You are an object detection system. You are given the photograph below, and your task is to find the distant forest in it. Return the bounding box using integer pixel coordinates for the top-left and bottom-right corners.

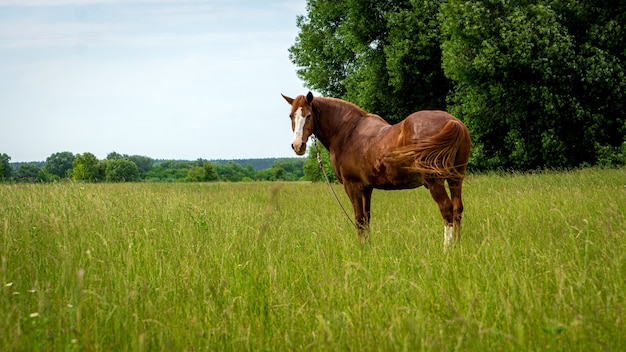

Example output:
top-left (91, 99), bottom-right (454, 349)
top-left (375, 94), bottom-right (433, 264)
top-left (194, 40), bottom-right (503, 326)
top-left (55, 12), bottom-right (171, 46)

top-left (0, 151), bottom-right (314, 183)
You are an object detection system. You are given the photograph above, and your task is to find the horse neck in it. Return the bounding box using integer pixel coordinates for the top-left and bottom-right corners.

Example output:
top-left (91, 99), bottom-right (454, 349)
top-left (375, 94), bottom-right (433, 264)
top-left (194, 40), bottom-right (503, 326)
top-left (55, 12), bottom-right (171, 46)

top-left (313, 97), bottom-right (365, 150)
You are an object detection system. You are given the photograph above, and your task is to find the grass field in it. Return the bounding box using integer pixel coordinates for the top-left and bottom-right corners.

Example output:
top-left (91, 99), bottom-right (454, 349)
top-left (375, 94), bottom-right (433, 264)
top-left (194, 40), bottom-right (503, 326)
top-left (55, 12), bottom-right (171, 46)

top-left (1, 168), bottom-right (625, 351)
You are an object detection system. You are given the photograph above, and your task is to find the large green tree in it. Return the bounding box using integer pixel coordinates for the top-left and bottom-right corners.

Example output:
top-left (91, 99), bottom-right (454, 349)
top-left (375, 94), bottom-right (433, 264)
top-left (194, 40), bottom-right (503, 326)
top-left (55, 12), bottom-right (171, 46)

top-left (73, 152), bottom-right (99, 182)
top-left (105, 159), bottom-right (139, 182)
top-left (290, 0), bottom-right (449, 122)
top-left (292, 0), bottom-right (626, 170)
top-left (43, 151), bottom-right (75, 179)
top-left (440, 0), bottom-right (626, 169)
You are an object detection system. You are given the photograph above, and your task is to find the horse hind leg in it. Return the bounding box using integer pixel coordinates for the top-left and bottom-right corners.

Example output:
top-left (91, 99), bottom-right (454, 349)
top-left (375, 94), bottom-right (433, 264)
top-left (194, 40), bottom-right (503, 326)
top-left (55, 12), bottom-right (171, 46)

top-left (448, 178), bottom-right (464, 243)
top-left (426, 179), bottom-right (455, 249)
top-left (449, 134), bottom-right (469, 245)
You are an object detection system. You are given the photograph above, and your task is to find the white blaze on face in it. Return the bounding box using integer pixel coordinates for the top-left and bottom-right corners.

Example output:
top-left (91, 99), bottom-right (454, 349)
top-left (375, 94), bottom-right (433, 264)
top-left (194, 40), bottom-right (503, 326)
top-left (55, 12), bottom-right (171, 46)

top-left (292, 107), bottom-right (307, 152)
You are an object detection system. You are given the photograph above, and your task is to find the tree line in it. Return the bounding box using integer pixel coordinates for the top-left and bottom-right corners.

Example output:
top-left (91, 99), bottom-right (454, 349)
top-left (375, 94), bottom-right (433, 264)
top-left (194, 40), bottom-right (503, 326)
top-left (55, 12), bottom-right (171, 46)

top-left (0, 152), bottom-right (315, 183)
top-left (291, 0), bottom-right (626, 170)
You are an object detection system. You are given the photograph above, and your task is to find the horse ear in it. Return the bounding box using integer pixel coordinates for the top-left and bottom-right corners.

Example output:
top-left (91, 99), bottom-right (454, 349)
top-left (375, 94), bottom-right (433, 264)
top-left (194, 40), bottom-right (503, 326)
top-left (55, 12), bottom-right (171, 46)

top-left (306, 91), bottom-right (314, 104)
top-left (281, 94), bottom-right (294, 105)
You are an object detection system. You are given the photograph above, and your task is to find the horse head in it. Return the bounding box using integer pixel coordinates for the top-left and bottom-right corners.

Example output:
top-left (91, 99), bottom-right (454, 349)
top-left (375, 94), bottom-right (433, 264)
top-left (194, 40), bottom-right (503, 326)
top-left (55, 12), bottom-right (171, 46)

top-left (281, 91), bottom-right (316, 156)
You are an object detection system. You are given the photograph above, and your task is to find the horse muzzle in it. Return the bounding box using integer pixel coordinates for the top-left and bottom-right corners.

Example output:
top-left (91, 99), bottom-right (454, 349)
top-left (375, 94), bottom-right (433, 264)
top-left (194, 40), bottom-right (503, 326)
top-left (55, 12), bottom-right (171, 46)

top-left (291, 141), bottom-right (307, 155)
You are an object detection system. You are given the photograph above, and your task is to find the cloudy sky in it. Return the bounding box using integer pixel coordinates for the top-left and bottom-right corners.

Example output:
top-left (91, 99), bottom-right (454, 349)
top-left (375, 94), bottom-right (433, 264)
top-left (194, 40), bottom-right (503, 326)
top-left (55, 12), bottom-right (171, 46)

top-left (0, 0), bottom-right (309, 162)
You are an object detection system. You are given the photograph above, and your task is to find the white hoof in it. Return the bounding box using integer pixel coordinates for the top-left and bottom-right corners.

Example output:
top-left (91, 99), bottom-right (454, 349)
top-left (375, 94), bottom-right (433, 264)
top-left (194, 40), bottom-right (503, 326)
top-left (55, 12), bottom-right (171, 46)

top-left (443, 225), bottom-right (454, 250)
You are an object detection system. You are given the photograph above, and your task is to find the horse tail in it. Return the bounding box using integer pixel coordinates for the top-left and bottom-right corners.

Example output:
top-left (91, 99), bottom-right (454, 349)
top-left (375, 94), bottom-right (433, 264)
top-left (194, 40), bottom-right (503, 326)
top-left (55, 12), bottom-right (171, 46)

top-left (386, 119), bottom-right (470, 180)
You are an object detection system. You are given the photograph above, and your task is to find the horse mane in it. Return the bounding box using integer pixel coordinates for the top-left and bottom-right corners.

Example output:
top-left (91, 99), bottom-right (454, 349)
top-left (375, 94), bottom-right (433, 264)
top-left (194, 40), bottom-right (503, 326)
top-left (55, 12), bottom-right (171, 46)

top-left (316, 97), bottom-right (367, 116)
top-left (315, 97), bottom-right (388, 123)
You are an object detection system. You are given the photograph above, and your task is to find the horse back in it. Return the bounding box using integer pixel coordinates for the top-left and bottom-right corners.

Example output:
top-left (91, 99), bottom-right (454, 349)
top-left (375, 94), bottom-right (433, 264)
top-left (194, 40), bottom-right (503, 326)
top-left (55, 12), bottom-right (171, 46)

top-left (331, 113), bottom-right (424, 188)
top-left (331, 110), bottom-right (469, 188)
top-left (399, 110), bottom-right (461, 144)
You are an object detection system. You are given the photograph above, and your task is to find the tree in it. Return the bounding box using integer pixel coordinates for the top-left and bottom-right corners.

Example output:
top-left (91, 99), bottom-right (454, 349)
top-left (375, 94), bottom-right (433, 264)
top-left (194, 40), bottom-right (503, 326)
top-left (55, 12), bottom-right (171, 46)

top-left (271, 159), bottom-right (305, 180)
top-left (290, 0), bottom-right (449, 122)
top-left (105, 159), bottom-right (139, 182)
top-left (303, 143), bottom-right (337, 182)
top-left (94, 161), bottom-right (107, 182)
top-left (181, 162), bottom-right (219, 182)
top-left (128, 155), bottom-right (154, 175)
top-left (16, 164), bottom-right (41, 183)
top-left (106, 151), bottom-right (124, 160)
top-left (215, 162), bottom-right (246, 182)
top-left (244, 164), bottom-right (256, 180)
top-left (73, 152), bottom-right (99, 182)
top-left (36, 169), bottom-right (52, 183)
top-left (204, 163), bottom-right (218, 181)
top-left (0, 153), bottom-right (11, 181)
top-left (292, 0), bottom-right (626, 170)
top-left (43, 152), bottom-right (75, 179)
top-left (185, 166), bottom-right (206, 182)
top-left (440, 0), bottom-right (626, 169)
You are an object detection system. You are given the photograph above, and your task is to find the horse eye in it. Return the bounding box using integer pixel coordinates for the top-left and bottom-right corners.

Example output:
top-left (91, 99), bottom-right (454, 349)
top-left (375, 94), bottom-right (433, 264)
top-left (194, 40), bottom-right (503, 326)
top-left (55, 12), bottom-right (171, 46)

top-left (306, 114), bottom-right (312, 119)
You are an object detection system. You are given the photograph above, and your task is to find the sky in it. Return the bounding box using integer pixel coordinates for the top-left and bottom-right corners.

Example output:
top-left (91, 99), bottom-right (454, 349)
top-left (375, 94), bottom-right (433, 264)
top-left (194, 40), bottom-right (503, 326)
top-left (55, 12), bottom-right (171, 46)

top-left (0, 0), bottom-right (310, 162)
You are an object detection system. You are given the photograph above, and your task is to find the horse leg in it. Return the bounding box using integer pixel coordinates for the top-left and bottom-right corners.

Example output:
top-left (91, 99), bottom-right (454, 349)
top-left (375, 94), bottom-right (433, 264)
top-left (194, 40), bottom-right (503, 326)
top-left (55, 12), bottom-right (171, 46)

top-left (426, 179), bottom-right (454, 249)
top-left (362, 186), bottom-right (373, 242)
top-left (448, 178), bottom-right (464, 242)
top-left (344, 182), bottom-right (370, 243)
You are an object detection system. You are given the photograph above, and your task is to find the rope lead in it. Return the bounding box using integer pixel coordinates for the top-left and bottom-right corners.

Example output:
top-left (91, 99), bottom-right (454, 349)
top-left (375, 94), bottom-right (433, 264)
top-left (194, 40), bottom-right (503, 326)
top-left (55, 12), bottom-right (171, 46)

top-left (312, 136), bottom-right (357, 230)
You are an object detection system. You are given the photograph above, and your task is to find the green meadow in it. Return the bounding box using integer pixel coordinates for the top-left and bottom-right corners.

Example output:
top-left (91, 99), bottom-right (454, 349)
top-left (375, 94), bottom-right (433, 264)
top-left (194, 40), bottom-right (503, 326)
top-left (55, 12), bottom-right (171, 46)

top-left (1, 168), bottom-right (625, 351)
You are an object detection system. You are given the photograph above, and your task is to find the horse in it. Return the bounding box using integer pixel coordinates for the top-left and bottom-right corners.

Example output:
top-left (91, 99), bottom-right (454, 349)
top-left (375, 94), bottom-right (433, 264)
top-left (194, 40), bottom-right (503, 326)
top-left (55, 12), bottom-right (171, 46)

top-left (281, 91), bottom-right (471, 248)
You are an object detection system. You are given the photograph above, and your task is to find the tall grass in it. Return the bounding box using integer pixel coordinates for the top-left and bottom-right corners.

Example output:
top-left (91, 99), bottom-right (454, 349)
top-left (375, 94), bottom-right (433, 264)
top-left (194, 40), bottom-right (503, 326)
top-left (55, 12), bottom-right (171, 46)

top-left (1, 168), bottom-right (624, 350)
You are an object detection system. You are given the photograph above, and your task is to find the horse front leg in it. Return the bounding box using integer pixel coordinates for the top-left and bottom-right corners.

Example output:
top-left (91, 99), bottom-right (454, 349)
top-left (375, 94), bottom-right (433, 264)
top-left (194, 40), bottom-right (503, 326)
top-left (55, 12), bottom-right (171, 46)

top-left (344, 182), bottom-right (371, 243)
top-left (361, 186), bottom-right (373, 242)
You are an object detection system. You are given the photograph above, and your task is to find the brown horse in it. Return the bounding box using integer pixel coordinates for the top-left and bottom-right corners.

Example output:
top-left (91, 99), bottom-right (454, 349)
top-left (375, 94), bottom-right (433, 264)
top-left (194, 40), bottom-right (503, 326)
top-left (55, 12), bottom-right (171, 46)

top-left (282, 91), bottom-right (471, 248)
